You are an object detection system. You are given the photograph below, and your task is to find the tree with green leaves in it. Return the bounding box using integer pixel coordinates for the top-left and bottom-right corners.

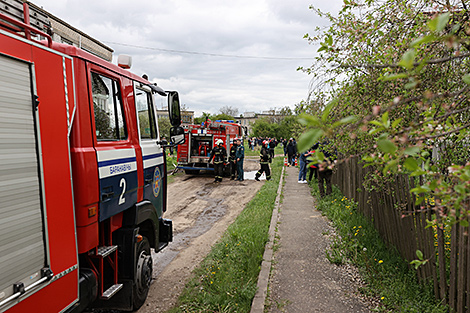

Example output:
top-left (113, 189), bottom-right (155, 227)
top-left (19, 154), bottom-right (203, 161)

top-left (157, 117), bottom-right (171, 139)
top-left (298, 0), bottom-right (470, 228)
top-left (251, 116), bottom-right (301, 139)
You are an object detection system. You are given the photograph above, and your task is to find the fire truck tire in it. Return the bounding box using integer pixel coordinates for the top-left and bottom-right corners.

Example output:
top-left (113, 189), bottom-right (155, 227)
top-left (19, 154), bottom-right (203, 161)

top-left (133, 236), bottom-right (152, 310)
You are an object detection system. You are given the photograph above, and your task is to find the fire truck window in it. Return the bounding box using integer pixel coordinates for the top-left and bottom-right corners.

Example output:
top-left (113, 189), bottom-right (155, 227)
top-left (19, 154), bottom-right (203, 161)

top-left (135, 88), bottom-right (157, 139)
top-left (91, 73), bottom-right (127, 141)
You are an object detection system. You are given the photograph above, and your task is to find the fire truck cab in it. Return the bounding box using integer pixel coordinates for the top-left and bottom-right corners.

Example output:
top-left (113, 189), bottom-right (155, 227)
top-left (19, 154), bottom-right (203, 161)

top-left (0, 1), bottom-right (184, 312)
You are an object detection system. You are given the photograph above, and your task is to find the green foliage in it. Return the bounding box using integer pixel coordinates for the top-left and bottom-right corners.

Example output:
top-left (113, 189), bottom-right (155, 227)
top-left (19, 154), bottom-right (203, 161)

top-left (213, 113), bottom-right (236, 121)
top-left (250, 116), bottom-right (300, 139)
top-left (170, 158), bottom-right (283, 313)
top-left (410, 250), bottom-right (429, 270)
top-left (157, 116), bottom-right (171, 139)
top-left (313, 184), bottom-right (447, 312)
top-left (193, 112), bottom-right (235, 125)
top-left (300, 0), bottom-right (470, 229)
top-left (194, 112), bottom-right (211, 125)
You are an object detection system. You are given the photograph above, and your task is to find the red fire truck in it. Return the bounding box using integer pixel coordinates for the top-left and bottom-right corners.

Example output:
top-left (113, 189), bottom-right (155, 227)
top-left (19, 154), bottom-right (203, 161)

top-left (176, 120), bottom-right (245, 174)
top-left (0, 1), bottom-right (185, 312)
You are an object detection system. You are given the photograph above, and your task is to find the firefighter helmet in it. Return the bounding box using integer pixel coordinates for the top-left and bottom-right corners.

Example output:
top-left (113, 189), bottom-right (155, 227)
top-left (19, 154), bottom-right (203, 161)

top-left (216, 139), bottom-right (223, 145)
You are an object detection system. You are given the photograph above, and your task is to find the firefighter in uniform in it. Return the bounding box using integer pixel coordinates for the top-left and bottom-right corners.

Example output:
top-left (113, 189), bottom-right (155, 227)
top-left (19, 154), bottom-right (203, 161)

top-left (209, 139), bottom-right (227, 182)
top-left (255, 140), bottom-right (271, 181)
top-left (229, 139), bottom-right (238, 180)
top-left (235, 138), bottom-right (244, 181)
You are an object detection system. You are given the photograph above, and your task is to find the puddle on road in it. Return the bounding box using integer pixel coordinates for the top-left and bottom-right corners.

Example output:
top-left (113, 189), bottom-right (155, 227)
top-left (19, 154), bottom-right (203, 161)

top-left (243, 170), bottom-right (266, 181)
top-left (151, 184), bottom-right (227, 277)
top-left (151, 170), bottom-right (268, 277)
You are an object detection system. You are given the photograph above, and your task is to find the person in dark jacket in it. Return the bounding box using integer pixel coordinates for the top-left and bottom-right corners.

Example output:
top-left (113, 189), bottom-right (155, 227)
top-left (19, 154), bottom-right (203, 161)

top-left (268, 139), bottom-right (276, 159)
top-left (209, 139), bottom-right (227, 183)
top-left (255, 140), bottom-right (271, 181)
top-left (235, 138), bottom-right (244, 181)
top-left (229, 140), bottom-right (238, 180)
top-left (286, 138), bottom-right (297, 166)
top-left (298, 150), bottom-right (308, 183)
top-left (313, 141), bottom-right (335, 197)
top-left (307, 151), bottom-right (318, 181)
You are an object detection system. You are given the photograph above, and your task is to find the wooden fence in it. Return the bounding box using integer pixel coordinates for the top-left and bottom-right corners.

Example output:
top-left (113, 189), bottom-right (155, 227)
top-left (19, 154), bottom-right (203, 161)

top-left (332, 157), bottom-right (470, 312)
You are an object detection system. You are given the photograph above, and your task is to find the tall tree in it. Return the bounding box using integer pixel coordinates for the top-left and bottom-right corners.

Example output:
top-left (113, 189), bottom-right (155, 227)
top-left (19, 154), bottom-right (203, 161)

top-left (298, 0), bottom-right (470, 227)
top-left (219, 105), bottom-right (239, 117)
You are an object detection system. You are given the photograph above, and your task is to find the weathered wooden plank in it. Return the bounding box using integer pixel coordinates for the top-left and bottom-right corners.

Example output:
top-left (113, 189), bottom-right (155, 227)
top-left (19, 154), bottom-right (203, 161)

top-left (449, 224), bottom-right (458, 310)
top-left (456, 225), bottom-right (467, 313)
top-left (436, 217), bottom-right (447, 303)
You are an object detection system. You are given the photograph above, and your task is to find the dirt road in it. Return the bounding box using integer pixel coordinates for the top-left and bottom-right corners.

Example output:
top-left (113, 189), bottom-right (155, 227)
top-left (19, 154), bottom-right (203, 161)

top-left (137, 158), bottom-right (264, 313)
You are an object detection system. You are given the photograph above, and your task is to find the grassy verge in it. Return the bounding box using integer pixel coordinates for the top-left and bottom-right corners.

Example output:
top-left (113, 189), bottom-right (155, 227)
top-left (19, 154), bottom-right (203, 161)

top-left (168, 157), bottom-right (283, 313)
top-left (166, 153), bottom-right (178, 171)
top-left (166, 154), bottom-right (182, 184)
top-left (310, 183), bottom-right (447, 312)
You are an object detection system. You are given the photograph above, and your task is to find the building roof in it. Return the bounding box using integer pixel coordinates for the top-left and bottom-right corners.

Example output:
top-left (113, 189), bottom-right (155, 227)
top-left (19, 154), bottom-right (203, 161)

top-left (26, 1), bottom-right (113, 53)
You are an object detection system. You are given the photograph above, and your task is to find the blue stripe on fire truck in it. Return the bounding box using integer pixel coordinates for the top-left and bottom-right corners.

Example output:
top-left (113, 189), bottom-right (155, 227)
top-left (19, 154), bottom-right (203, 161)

top-left (142, 152), bottom-right (164, 169)
top-left (97, 149), bottom-right (137, 179)
top-left (142, 149), bottom-right (164, 171)
top-left (143, 152), bottom-right (164, 160)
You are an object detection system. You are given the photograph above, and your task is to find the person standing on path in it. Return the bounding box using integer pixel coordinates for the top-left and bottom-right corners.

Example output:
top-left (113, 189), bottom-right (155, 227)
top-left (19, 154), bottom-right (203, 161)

top-left (235, 138), bottom-right (244, 181)
top-left (314, 141), bottom-right (335, 197)
top-left (209, 139), bottom-right (227, 183)
top-left (255, 140), bottom-right (271, 181)
top-left (286, 138), bottom-right (297, 166)
top-left (268, 138), bottom-right (276, 159)
top-left (229, 139), bottom-right (238, 180)
top-left (298, 150), bottom-right (308, 183)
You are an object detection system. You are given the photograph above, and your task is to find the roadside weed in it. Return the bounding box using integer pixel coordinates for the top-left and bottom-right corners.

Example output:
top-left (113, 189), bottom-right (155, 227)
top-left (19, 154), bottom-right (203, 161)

top-left (310, 182), bottom-right (447, 313)
top-left (169, 158), bottom-right (283, 313)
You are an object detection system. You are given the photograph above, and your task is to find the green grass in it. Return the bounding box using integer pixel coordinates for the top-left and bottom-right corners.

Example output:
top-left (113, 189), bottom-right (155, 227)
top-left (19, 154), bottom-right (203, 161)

top-left (167, 157), bottom-right (283, 313)
top-left (310, 182), bottom-right (447, 312)
top-left (166, 153), bottom-right (178, 171)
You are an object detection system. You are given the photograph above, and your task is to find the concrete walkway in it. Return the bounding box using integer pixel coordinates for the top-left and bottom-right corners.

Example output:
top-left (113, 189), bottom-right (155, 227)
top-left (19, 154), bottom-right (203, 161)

top-left (254, 166), bottom-right (370, 313)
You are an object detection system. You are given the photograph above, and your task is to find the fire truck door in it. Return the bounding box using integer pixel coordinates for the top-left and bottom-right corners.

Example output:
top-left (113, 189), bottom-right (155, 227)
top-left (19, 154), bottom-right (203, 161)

top-left (0, 53), bottom-right (49, 307)
top-left (91, 71), bottom-right (138, 221)
top-left (135, 85), bottom-right (164, 216)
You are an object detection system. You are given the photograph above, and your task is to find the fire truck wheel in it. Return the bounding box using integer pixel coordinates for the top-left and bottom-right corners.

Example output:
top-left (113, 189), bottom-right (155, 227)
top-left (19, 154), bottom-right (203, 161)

top-left (133, 236), bottom-right (152, 310)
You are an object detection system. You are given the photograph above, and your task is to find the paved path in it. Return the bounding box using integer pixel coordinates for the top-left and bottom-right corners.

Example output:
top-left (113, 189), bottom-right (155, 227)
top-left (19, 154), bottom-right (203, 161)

top-left (259, 166), bottom-right (370, 313)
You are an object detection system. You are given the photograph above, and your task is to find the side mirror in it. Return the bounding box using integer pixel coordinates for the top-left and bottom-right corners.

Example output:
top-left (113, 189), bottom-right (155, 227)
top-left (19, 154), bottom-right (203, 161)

top-left (170, 126), bottom-right (185, 145)
top-left (168, 91), bottom-right (181, 127)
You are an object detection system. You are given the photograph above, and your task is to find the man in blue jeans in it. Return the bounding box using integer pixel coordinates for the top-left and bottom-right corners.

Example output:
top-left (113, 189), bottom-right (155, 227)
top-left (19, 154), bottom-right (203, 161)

top-left (298, 150), bottom-right (308, 183)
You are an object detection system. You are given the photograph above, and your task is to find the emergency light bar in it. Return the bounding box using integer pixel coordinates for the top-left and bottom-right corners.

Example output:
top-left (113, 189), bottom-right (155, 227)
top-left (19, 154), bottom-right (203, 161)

top-left (117, 54), bottom-right (132, 69)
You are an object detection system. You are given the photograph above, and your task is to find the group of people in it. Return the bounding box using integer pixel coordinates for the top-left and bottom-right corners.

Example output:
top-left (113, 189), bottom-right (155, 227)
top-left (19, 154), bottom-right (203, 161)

top-left (209, 138), bottom-right (272, 183)
top-left (248, 137), bottom-right (278, 157)
top-left (209, 138), bottom-right (245, 182)
top-left (297, 141), bottom-right (335, 198)
top-left (208, 136), bottom-right (334, 198)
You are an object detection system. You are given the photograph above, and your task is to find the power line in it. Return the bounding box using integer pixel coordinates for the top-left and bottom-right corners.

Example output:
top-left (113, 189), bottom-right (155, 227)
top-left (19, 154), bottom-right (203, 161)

top-left (103, 41), bottom-right (313, 60)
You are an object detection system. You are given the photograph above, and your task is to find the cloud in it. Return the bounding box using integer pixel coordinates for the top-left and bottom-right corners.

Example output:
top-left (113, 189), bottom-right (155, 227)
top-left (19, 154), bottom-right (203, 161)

top-left (33, 0), bottom-right (342, 116)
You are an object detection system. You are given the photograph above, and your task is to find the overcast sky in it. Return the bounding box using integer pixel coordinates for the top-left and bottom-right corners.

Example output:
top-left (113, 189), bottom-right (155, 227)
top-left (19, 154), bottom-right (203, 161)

top-left (32, 0), bottom-right (342, 117)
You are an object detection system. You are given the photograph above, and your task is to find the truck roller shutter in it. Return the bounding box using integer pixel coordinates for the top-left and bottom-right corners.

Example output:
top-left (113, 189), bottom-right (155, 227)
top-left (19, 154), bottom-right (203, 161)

top-left (0, 54), bottom-right (47, 302)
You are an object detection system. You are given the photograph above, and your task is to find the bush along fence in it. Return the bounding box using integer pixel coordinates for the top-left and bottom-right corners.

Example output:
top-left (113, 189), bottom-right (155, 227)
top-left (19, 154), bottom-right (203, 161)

top-left (332, 156), bottom-right (469, 313)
